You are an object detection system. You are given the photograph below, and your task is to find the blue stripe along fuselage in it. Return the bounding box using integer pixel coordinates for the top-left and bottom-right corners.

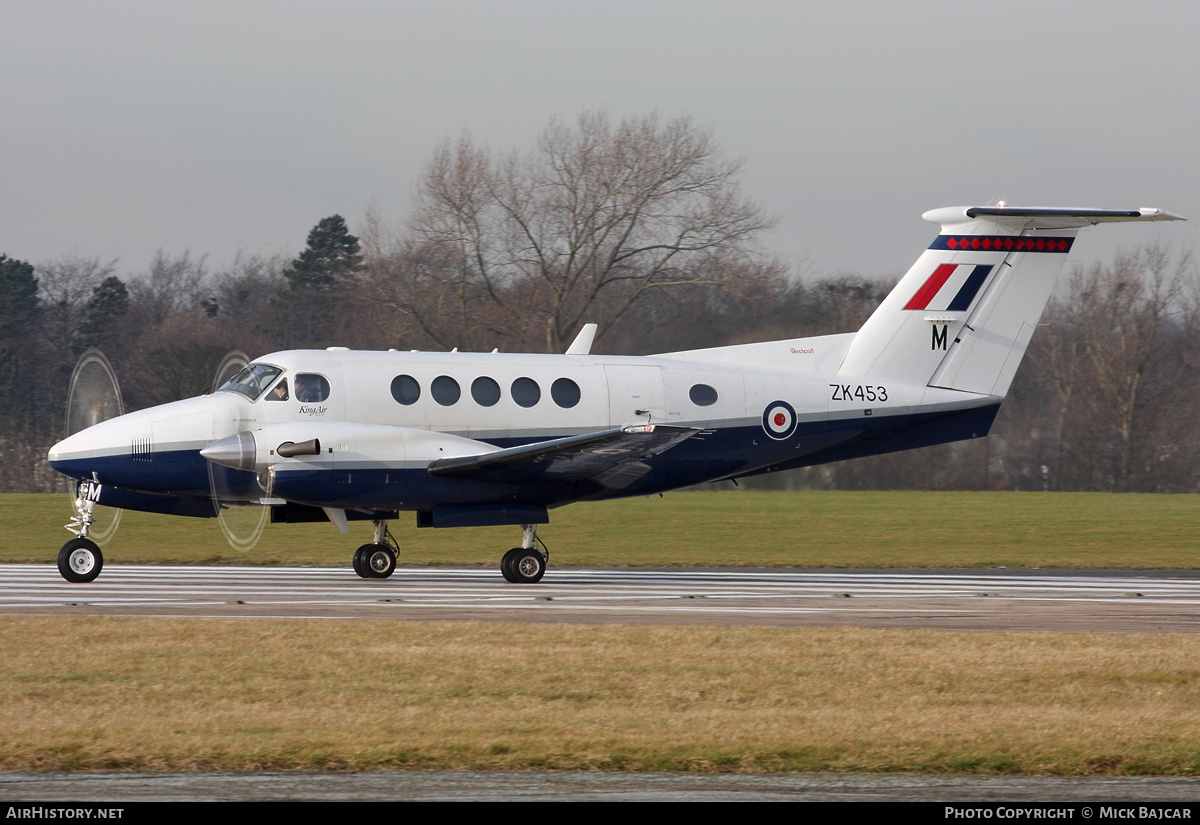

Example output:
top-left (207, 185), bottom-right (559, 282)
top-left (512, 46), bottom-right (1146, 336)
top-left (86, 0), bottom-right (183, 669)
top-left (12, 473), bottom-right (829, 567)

top-left (49, 402), bottom-right (999, 516)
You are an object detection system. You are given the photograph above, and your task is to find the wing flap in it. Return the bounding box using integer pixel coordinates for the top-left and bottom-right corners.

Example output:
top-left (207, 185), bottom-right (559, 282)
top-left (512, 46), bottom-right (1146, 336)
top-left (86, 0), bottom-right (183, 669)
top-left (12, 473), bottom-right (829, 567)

top-left (426, 425), bottom-right (698, 485)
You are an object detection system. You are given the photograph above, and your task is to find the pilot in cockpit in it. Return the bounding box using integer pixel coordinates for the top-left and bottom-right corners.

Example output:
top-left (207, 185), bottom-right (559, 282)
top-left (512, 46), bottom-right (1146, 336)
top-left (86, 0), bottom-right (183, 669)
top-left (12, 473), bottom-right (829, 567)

top-left (269, 379), bottom-right (289, 401)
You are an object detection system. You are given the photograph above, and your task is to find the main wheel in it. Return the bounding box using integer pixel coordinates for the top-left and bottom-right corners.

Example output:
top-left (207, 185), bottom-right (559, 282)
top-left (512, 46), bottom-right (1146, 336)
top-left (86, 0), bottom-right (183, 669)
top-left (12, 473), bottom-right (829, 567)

top-left (500, 547), bottom-right (523, 583)
top-left (511, 549), bottom-right (546, 584)
top-left (363, 544), bottom-right (396, 579)
top-left (352, 544), bottom-right (373, 578)
top-left (58, 538), bottom-right (103, 583)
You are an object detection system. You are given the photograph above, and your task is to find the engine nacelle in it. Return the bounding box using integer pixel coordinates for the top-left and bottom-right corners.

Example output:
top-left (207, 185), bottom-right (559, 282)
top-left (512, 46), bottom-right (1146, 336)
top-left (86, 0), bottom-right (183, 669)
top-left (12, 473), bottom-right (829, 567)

top-left (201, 422), bottom-right (498, 478)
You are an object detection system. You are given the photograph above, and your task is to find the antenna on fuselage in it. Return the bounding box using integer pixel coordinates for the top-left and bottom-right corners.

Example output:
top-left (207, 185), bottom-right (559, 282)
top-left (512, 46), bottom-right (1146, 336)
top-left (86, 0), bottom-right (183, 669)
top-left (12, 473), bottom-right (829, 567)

top-left (566, 323), bottom-right (597, 355)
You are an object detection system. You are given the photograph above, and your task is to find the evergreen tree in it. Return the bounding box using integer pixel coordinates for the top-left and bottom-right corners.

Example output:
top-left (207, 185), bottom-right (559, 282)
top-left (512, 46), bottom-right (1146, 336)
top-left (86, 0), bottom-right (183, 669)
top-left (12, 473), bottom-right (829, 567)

top-left (78, 275), bottom-right (130, 350)
top-left (284, 215), bottom-right (362, 290)
top-left (0, 255), bottom-right (38, 340)
top-left (0, 254), bottom-right (39, 448)
top-left (0, 255), bottom-right (39, 410)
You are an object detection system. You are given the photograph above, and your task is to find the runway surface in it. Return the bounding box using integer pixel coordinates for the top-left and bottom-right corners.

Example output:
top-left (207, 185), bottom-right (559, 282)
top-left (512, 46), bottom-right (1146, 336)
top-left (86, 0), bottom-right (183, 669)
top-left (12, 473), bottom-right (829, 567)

top-left (5, 563), bottom-right (1200, 632)
top-left (8, 770), bottom-right (1200, 802)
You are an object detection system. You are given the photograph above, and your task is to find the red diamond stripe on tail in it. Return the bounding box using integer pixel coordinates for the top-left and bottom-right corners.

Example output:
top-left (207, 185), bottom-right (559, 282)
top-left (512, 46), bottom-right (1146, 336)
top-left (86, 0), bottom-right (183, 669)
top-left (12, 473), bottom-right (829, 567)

top-left (903, 263), bottom-right (956, 310)
top-left (930, 235), bottom-right (1075, 253)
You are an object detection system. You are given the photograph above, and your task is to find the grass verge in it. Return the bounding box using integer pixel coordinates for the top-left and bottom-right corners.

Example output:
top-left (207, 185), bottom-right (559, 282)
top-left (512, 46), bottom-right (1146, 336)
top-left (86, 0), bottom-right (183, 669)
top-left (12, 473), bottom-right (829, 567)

top-left (4, 490), bottom-right (1200, 569)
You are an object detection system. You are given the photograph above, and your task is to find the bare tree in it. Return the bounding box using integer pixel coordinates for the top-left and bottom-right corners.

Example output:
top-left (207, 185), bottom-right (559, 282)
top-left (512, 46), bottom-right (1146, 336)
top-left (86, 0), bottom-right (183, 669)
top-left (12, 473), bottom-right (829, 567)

top-left (356, 208), bottom-right (493, 351)
top-left (35, 255), bottom-right (119, 371)
top-left (210, 252), bottom-right (289, 344)
top-left (127, 250), bottom-right (209, 327)
top-left (366, 112), bottom-right (776, 353)
top-left (1022, 244), bottom-right (1198, 492)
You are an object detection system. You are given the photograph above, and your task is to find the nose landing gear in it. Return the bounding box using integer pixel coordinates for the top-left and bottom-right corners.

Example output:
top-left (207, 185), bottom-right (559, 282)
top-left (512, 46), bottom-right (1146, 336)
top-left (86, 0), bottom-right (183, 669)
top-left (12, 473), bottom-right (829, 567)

top-left (58, 479), bottom-right (104, 583)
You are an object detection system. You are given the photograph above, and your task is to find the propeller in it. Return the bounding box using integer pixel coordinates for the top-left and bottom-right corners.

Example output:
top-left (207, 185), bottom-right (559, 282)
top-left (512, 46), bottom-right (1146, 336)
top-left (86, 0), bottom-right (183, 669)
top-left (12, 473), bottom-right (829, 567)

top-left (207, 350), bottom-right (270, 552)
top-left (64, 348), bottom-right (124, 544)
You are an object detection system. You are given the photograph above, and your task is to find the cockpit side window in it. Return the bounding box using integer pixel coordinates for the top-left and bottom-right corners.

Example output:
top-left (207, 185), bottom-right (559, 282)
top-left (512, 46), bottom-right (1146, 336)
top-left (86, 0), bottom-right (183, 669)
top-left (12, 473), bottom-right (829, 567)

top-left (218, 364), bottom-right (283, 400)
top-left (294, 373), bottom-right (330, 403)
top-left (267, 379), bottom-right (289, 401)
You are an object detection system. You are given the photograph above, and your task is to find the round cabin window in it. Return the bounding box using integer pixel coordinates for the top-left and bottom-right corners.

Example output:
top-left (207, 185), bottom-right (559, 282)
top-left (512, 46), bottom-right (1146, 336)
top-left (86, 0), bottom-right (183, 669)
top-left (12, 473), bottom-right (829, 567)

top-left (511, 377), bottom-right (541, 408)
top-left (391, 375), bottom-right (420, 405)
top-left (689, 384), bottom-right (718, 406)
top-left (471, 376), bottom-right (501, 407)
top-left (551, 377), bottom-right (581, 408)
top-left (431, 375), bottom-right (461, 406)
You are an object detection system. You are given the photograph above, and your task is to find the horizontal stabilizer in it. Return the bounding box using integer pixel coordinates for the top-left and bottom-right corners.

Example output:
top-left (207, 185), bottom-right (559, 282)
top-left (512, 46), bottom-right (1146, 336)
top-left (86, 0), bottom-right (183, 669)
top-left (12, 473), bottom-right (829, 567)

top-left (937, 206), bottom-right (1185, 228)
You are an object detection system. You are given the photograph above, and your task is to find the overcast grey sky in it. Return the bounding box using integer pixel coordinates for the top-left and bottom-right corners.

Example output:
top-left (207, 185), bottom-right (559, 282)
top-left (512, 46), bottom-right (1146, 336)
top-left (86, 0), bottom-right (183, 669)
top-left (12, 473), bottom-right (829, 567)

top-left (3, 0), bottom-right (1197, 282)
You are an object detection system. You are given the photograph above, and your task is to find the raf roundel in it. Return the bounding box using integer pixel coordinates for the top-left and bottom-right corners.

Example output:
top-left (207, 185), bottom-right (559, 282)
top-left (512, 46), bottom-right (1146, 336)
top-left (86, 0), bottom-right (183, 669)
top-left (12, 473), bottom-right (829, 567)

top-left (762, 400), bottom-right (798, 440)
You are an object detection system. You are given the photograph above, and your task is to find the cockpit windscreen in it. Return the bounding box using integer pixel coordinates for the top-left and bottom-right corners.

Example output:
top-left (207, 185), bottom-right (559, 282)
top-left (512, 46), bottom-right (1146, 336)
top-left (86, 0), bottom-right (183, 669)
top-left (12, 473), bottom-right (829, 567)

top-left (217, 364), bottom-right (283, 400)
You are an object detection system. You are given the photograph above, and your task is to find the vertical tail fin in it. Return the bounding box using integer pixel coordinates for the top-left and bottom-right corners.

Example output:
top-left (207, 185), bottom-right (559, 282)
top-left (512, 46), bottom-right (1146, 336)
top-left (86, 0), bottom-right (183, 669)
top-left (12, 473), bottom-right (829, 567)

top-left (837, 206), bottom-right (1183, 397)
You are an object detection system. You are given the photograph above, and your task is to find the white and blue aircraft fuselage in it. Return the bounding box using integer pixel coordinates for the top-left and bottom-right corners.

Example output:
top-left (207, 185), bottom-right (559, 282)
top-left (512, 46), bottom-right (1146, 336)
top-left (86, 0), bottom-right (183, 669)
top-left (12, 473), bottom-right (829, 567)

top-left (48, 206), bottom-right (1183, 583)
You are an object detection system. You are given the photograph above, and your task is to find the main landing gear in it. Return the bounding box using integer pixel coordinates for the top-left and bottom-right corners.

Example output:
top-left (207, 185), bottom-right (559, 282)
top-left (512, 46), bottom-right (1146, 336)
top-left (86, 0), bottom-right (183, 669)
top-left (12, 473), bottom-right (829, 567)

top-left (58, 480), bottom-right (103, 583)
top-left (500, 524), bottom-right (547, 584)
top-left (349, 520), bottom-right (548, 584)
top-left (353, 519), bottom-right (398, 579)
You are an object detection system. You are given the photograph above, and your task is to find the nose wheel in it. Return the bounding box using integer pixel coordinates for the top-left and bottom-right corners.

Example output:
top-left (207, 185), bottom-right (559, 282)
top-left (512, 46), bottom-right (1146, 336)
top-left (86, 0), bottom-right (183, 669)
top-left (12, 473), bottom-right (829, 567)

top-left (58, 538), bottom-right (103, 584)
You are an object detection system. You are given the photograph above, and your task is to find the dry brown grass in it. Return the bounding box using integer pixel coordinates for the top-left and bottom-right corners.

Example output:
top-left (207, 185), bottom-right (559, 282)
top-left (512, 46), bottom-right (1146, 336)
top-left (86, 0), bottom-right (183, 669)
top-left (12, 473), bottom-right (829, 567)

top-left (4, 617), bottom-right (1200, 774)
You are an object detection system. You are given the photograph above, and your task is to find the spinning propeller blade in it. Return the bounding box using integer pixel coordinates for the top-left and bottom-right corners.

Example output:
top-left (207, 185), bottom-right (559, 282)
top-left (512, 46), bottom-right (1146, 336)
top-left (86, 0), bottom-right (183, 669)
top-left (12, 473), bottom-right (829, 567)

top-left (64, 349), bottom-right (123, 545)
top-left (207, 350), bottom-right (270, 552)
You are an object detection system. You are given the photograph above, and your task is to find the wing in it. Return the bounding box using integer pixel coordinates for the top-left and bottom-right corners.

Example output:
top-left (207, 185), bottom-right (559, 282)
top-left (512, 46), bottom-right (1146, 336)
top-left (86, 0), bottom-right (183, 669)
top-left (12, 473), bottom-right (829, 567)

top-left (426, 424), bottom-right (698, 488)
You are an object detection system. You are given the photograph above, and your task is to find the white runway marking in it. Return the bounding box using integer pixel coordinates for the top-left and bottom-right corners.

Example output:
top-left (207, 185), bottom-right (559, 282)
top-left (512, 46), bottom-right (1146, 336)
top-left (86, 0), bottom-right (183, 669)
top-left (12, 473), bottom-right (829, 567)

top-left (4, 564), bottom-right (1200, 631)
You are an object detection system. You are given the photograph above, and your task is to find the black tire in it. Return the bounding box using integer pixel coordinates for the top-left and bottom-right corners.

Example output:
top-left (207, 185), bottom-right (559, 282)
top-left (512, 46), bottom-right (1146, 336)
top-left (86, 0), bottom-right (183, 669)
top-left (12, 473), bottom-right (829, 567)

top-left (363, 544), bottom-right (396, 579)
top-left (58, 538), bottom-right (103, 583)
top-left (352, 544), bottom-right (373, 579)
top-left (500, 547), bottom-right (523, 583)
top-left (511, 549), bottom-right (546, 584)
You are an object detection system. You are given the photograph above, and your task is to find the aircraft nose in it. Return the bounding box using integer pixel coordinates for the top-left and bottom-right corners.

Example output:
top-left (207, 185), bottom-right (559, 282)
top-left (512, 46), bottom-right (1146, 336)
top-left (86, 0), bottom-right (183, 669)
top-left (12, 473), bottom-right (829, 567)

top-left (47, 429), bottom-right (94, 465)
top-left (200, 431), bottom-right (258, 471)
top-left (46, 409), bottom-right (151, 481)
